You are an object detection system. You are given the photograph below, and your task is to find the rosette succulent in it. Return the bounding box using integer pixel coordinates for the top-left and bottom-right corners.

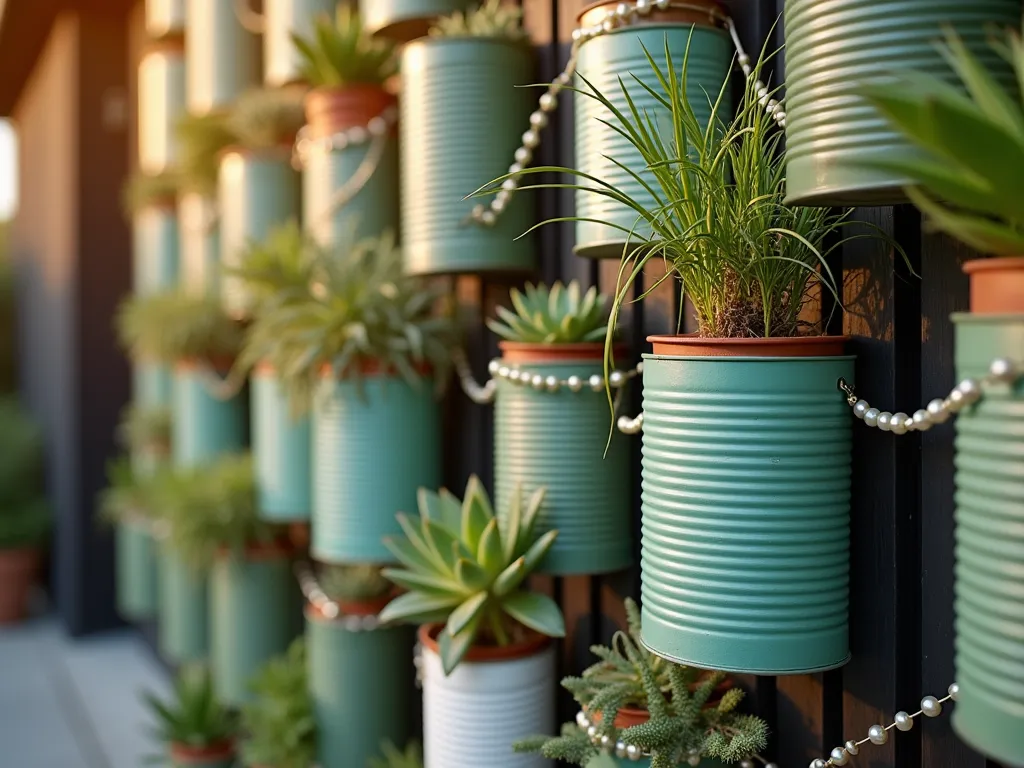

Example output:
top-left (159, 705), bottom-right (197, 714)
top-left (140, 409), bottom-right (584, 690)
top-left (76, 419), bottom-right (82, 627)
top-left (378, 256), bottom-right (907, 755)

top-left (430, 0), bottom-right (527, 41)
top-left (487, 280), bottom-right (609, 344)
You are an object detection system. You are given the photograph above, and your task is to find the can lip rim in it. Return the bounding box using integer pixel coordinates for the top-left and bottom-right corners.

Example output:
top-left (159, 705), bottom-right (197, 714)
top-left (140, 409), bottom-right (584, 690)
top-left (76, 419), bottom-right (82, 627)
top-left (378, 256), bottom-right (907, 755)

top-left (418, 622), bottom-right (553, 664)
top-left (577, 0), bottom-right (729, 28)
top-left (647, 333), bottom-right (851, 358)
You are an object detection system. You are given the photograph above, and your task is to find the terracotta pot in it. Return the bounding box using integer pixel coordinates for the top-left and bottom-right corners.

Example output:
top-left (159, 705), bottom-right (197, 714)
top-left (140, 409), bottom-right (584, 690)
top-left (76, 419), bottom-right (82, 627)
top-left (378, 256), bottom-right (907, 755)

top-left (305, 590), bottom-right (394, 619)
top-left (963, 257), bottom-right (1024, 314)
top-left (648, 333), bottom-right (849, 358)
top-left (304, 85), bottom-right (397, 137)
top-left (0, 549), bottom-right (40, 623)
top-left (418, 622), bottom-right (552, 662)
top-left (169, 739), bottom-right (235, 767)
top-left (498, 341), bottom-right (628, 363)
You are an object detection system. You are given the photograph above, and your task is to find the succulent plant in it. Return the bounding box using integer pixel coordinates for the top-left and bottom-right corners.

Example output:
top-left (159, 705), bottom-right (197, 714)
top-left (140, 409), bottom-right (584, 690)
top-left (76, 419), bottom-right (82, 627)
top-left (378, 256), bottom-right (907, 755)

top-left (98, 457), bottom-right (160, 525)
top-left (379, 475), bottom-right (564, 674)
top-left (226, 87), bottom-right (307, 151)
top-left (487, 281), bottom-right (610, 344)
top-left (369, 740), bottom-right (424, 768)
top-left (115, 291), bottom-right (245, 364)
top-left (430, 0), bottom-right (528, 41)
top-left (228, 220), bottom-right (320, 319)
top-left (0, 397), bottom-right (50, 549)
top-left (292, 5), bottom-right (398, 88)
top-left (142, 664), bottom-right (237, 750)
top-left (117, 403), bottom-right (171, 456)
top-left (121, 171), bottom-right (179, 216)
top-left (176, 112), bottom-right (238, 197)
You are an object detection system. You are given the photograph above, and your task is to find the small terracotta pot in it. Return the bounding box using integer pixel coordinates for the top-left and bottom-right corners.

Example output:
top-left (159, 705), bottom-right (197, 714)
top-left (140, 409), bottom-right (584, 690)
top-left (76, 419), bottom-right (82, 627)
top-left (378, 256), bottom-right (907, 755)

top-left (0, 549), bottom-right (40, 623)
top-left (418, 622), bottom-right (552, 663)
top-left (579, 0), bottom-right (727, 27)
top-left (498, 341), bottom-right (628, 363)
top-left (963, 257), bottom-right (1024, 314)
top-left (648, 333), bottom-right (849, 358)
top-left (305, 590), bottom-right (395, 620)
top-left (304, 85), bottom-right (397, 137)
top-left (168, 739), bottom-right (235, 766)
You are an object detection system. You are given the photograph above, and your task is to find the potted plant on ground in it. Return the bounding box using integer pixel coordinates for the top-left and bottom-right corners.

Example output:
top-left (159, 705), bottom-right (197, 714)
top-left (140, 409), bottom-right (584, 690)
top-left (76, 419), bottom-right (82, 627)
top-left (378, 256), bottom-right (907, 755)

top-left (219, 87), bottom-right (305, 319)
top-left (184, 0), bottom-right (260, 116)
top-left (379, 476), bottom-right (564, 768)
top-left (400, 0), bottom-right (534, 275)
top-left (143, 664), bottom-right (237, 768)
top-left (361, 0), bottom-right (473, 41)
top-left (160, 453), bottom-right (300, 705)
top-left (487, 280), bottom-right (632, 574)
top-left (250, 231), bottom-right (457, 564)
top-left (240, 638), bottom-right (316, 768)
top-left (856, 28), bottom-right (1024, 767)
top-left (291, 6), bottom-right (399, 247)
top-left (0, 397), bottom-right (50, 624)
top-left (123, 171), bottom-right (180, 295)
top-left (303, 564), bottom-right (415, 768)
top-left (517, 598), bottom-right (769, 768)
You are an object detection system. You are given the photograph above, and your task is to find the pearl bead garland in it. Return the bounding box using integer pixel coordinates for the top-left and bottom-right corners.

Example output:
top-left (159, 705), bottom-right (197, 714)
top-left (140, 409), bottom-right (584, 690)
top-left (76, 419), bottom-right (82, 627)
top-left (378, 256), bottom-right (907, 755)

top-left (294, 561), bottom-right (386, 632)
top-left (839, 357), bottom-right (1019, 434)
top-left (812, 684), bottom-right (960, 767)
top-left (291, 105), bottom-right (399, 170)
top-left (470, 0), bottom-right (785, 227)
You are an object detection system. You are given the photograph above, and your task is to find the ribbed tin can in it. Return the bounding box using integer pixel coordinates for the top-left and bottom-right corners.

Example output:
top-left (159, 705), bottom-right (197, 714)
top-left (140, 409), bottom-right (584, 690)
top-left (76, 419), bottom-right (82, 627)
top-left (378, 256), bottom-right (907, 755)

top-left (184, 0), bottom-right (260, 115)
top-left (115, 521), bottom-right (159, 621)
top-left (172, 365), bottom-right (247, 468)
top-left (251, 368), bottom-right (311, 521)
top-left (158, 547), bottom-right (209, 662)
top-left (210, 551), bottom-right (299, 706)
top-left (494, 349), bottom-right (632, 575)
top-left (178, 193), bottom-right (221, 299)
top-left (951, 313), bottom-right (1024, 767)
top-left (146, 0), bottom-right (186, 39)
top-left (400, 38), bottom-right (535, 275)
top-left (133, 206), bottom-right (179, 294)
top-left (311, 373), bottom-right (441, 563)
top-left (421, 631), bottom-right (555, 768)
top-left (264, 0), bottom-right (336, 86)
top-left (302, 135), bottom-right (399, 248)
top-left (639, 351), bottom-right (854, 674)
top-left (138, 43), bottom-right (186, 176)
top-left (134, 359), bottom-right (173, 408)
top-left (574, 10), bottom-right (732, 259)
top-left (784, 0), bottom-right (1020, 207)
top-left (218, 149), bottom-right (301, 318)
top-left (361, 0), bottom-right (474, 41)
top-left (306, 611), bottom-right (416, 768)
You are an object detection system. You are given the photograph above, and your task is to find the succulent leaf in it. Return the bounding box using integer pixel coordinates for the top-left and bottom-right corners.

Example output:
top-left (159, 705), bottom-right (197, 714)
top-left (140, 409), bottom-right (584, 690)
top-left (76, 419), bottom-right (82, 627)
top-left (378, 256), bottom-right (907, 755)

top-left (487, 281), bottom-right (610, 344)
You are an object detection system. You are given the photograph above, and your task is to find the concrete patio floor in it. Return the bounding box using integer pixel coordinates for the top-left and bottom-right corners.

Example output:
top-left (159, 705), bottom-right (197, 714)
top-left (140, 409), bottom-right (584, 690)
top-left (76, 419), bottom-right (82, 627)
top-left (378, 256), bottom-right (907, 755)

top-left (0, 614), bottom-right (170, 768)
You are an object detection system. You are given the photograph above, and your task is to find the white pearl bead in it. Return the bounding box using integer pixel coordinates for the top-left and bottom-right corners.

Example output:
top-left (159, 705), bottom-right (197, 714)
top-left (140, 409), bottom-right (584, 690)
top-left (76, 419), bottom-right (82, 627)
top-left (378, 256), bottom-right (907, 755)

top-left (957, 378), bottom-right (982, 404)
top-left (539, 93), bottom-right (557, 111)
top-left (635, 361), bottom-right (643, 374)
top-left (655, 0), bottom-right (670, 8)
top-left (765, 764), bottom-right (778, 768)
top-left (636, 0), bottom-right (652, 12)
top-left (515, 146), bottom-right (533, 165)
top-left (471, 203), bottom-right (485, 218)
top-left (497, 366), bottom-right (510, 379)
top-left (507, 164), bottom-right (523, 177)
top-left (368, 116), bottom-right (387, 135)
top-left (877, 411), bottom-right (893, 431)
top-left (495, 189), bottom-right (511, 205)
top-left (615, 741), bottom-right (628, 758)
top-left (348, 126), bottom-right (367, 144)
top-left (531, 374), bottom-right (545, 390)
top-left (576, 710), bottom-right (589, 728)
top-left (626, 744), bottom-right (641, 760)
top-left (830, 747), bottom-right (848, 765)
top-left (989, 357), bottom-right (1017, 383)
top-left (508, 369), bottom-right (521, 382)
top-left (572, 28), bottom-right (583, 42)
top-left (810, 760), bottom-right (827, 768)
top-left (589, 374), bottom-right (603, 392)
top-left (864, 407), bottom-right (880, 427)
top-left (600, 733), bottom-right (613, 748)
top-left (845, 740), bottom-right (859, 755)
top-left (868, 725), bottom-right (888, 744)
top-left (567, 375), bottom-right (582, 392)
top-left (602, 17), bottom-right (616, 32)
top-left (740, 760), bottom-right (755, 768)
top-left (947, 389), bottom-right (966, 411)
top-left (738, 53), bottom-right (750, 67)
top-left (332, 133), bottom-right (349, 150)
top-left (912, 409), bottom-right (931, 431)
top-left (616, 3), bottom-right (631, 18)
top-left (501, 177), bottom-right (518, 192)
top-left (529, 110), bottom-right (548, 129)
top-left (921, 696), bottom-right (942, 717)
top-left (488, 359), bottom-right (500, 375)
top-left (587, 724), bottom-right (599, 740)
top-left (545, 375), bottom-right (560, 392)
top-left (890, 412), bottom-right (909, 435)
top-left (522, 129), bottom-right (540, 149)
top-left (480, 210), bottom-right (496, 226)
top-left (854, 399), bottom-right (870, 419)
top-left (948, 683), bottom-right (960, 701)
top-left (491, 198), bottom-right (506, 214)
top-left (894, 711), bottom-right (914, 731)
top-left (609, 370), bottom-right (624, 388)
top-left (555, 72), bottom-right (571, 85)
top-left (927, 398), bottom-right (949, 423)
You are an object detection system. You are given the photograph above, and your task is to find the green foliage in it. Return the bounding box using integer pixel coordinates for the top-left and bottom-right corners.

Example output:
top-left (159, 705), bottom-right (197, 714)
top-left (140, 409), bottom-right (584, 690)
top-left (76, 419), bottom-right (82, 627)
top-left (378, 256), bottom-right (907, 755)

top-left (430, 0), bottom-right (527, 41)
top-left (227, 87), bottom-right (306, 151)
top-left (320, 563), bottom-right (393, 605)
top-left (0, 397), bottom-right (50, 549)
top-left (152, 453), bottom-right (280, 568)
top-left (121, 171), bottom-right (179, 216)
top-left (98, 457), bottom-right (162, 525)
top-left (116, 291), bottom-right (245, 363)
top-left (379, 475), bottom-right (564, 675)
top-left (487, 281), bottom-right (609, 344)
top-left (176, 112), bottom-right (238, 196)
top-left (117, 403), bottom-right (171, 455)
top-left (292, 5), bottom-right (398, 88)
top-left (240, 639), bottom-right (316, 768)
top-left (516, 598), bottom-right (768, 767)
top-left (142, 664), bottom-right (236, 749)
top-left (368, 740), bottom-right (423, 768)
top-left (241, 231), bottom-right (459, 410)
top-left (858, 25), bottom-right (1024, 255)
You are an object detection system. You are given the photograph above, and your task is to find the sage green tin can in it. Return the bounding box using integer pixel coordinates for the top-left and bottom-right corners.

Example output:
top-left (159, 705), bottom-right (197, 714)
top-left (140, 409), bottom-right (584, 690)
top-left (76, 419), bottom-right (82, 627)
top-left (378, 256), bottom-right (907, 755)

top-left (178, 193), bottom-right (221, 299)
top-left (311, 372), bottom-right (440, 563)
top-left (135, 360), bottom-right (173, 408)
top-left (400, 38), bottom-right (535, 275)
top-left (172, 365), bottom-right (247, 468)
top-left (159, 547), bottom-right (209, 663)
top-left (184, 0), bottom-right (260, 115)
top-left (138, 44), bottom-right (186, 176)
top-left (639, 352), bottom-right (854, 674)
top-left (210, 552), bottom-right (300, 706)
top-left (218, 149), bottom-right (301, 318)
top-left (264, 0), bottom-right (336, 86)
top-left (133, 206), bottom-right (179, 294)
top-left (115, 521), bottom-right (159, 621)
top-left (251, 368), bottom-right (311, 521)
top-left (361, 0), bottom-right (474, 41)
top-left (574, 17), bottom-right (732, 259)
top-left (952, 314), bottom-right (1024, 767)
top-left (784, 0), bottom-right (1020, 206)
top-left (306, 611), bottom-right (415, 768)
top-left (494, 351), bottom-right (632, 575)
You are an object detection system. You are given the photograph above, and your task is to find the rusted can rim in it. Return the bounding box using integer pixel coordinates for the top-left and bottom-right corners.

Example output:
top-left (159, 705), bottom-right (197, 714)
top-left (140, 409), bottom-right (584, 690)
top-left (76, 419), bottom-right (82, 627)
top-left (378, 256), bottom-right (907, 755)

top-left (962, 256), bottom-right (1024, 274)
top-left (647, 334), bottom-right (850, 357)
top-left (498, 341), bottom-right (627, 362)
top-left (418, 623), bottom-right (552, 664)
top-left (578, 0), bottom-right (728, 29)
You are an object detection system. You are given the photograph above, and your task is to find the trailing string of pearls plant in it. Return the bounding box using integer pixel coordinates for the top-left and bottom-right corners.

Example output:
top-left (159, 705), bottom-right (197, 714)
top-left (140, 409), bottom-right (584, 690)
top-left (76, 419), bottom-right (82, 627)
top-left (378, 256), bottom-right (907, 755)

top-left (839, 356), bottom-right (1020, 435)
top-left (293, 561), bottom-right (384, 632)
top-left (468, 0), bottom-right (788, 226)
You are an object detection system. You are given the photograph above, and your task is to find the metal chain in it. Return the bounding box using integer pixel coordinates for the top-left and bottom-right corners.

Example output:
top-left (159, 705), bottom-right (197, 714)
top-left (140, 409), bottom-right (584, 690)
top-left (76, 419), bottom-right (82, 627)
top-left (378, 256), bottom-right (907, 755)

top-left (293, 561), bottom-right (386, 632)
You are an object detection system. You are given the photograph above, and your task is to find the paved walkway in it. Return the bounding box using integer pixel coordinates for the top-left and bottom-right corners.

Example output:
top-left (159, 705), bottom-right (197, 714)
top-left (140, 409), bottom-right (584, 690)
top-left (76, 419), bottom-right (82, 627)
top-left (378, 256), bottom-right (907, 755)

top-left (0, 615), bottom-right (170, 768)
